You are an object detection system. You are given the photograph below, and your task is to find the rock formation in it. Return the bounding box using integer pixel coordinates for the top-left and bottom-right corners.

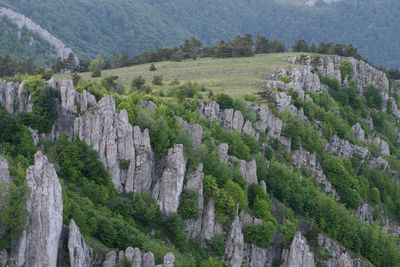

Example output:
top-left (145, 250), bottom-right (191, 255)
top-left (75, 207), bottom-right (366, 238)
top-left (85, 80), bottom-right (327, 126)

top-left (280, 232), bottom-right (315, 267)
top-left (326, 135), bottom-right (369, 158)
top-left (68, 220), bottom-right (93, 267)
top-left (225, 216), bottom-right (244, 267)
top-left (176, 117), bottom-right (204, 146)
top-left (0, 80), bottom-right (32, 115)
top-left (0, 7), bottom-right (77, 61)
top-left (74, 95), bottom-right (136, 193)
top-left (13, 151), bottom-right (63, 267)
top-left (152, 144), bottom-right (186, 213)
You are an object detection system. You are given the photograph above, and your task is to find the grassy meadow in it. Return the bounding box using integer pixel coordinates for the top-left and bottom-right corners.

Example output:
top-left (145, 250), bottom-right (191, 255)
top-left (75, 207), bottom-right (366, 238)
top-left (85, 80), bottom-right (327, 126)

top-left (56, 52), bottom-right (307, 97)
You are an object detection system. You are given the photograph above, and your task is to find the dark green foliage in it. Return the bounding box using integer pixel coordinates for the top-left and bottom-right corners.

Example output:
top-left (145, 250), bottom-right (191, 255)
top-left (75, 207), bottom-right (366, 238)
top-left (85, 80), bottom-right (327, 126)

top-left (224, 180), bottom-right (248, 210)
top-left (228, 131), bottom-right (251, 161)
top-left (131, 76), bottom-right (146, 91)
top-left (242, 134), bottom-right (260, 155)
top-left (71, 72), bottom-right (82, 86)
top-left (279, 219), bottom-right (298, 248)
top-left (178, 190), bottom-right (199, 220)
top-left (339, 60), bottom-right (354, 81)
top-left (0, 181), bottom-right (30, 249)
top-left (292, 39), bottom-right (309, 52)
top-left (101, 75), bottom-right (124, 94)
top-left (364, 85), bottom-right (383, 109)
top-left (322, 157), bottom-right (361, 209)
top-left (165, 213), bottom-right (189, 251)
top-left (120, 159), bottom-right (130, 170)
top-left (152, 75), bottom-right (163, 85)
top-left (75, 79), bottom-right (107, 102)
top-left (206, 234), bottom-right (226, 257)
top-left (243, 221), bottom-right (275, 248)
top-left (149, 63), bottom-right (157, 71)
top-left (214, 93), bottom-right (233, 109)
top-left (132, 192), bottom-right (162, 228)
top-left (168, 82), bottom-right (201, 101)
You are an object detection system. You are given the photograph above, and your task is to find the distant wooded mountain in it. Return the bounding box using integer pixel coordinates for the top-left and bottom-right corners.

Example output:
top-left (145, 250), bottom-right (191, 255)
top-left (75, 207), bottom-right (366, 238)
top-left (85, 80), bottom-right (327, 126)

top-left (0, 0), bottom-right (399, 68)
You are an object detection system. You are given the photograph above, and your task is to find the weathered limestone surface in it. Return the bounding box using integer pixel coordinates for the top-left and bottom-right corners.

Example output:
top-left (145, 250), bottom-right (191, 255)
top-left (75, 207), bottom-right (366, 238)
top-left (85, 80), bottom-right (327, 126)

top-left (280, 232), bottom-right (315, 267)
top-left (14, 151), bottom-right (63, 267)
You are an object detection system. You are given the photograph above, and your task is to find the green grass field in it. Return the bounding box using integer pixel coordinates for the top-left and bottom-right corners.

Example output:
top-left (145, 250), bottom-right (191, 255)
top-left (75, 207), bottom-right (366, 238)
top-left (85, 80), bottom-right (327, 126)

top-left (56, 52), bottom-right (307, 97)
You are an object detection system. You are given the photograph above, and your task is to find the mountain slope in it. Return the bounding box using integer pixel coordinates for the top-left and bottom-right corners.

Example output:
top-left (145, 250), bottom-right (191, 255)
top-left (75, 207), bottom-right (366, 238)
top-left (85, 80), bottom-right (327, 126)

top-left (0, 0), bottom-right (399, 68)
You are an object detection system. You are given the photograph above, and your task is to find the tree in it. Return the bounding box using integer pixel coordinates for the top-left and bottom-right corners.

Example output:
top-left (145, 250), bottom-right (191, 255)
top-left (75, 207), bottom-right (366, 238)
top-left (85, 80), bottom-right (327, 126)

top-left (292, 39), bottom-right (309, 52)
top-left (149, 63), bottom-right (156, 71)
top-left (71, 72), bottom-right (81, 86)
top-left (152, 75), bottom-right (163, 85)
top-left (101, 75), bottom-right (123, 93)
top-left (232, 34), bottom-right (254, 57)
top-left (255, 34), bottom-right (269, 54)
top-left (131, 76), bottom-right (147, 91)
top-left (89, 55), bottom-right (103, 78)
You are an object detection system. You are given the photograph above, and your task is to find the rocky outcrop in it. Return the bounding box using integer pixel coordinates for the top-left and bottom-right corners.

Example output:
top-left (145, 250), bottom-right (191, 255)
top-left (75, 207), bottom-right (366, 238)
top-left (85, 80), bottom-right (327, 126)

top-left (74, 95), bottom-right (136, 193)
top-left (198, 100), bottom-right (283, 140)
top-left (14, 151), bottom-right (63, 267)
top-left (217, 143), bottom-right (258, 185)
top-left (351, 123), bottom-right (365, 142)
top-left (183, 164), bottom-right (205, 239)
top-left (326, 135), bottom-right (369, 158)
top-left (225, 216), bottom-right (244, 267)
top-left (201, 197), bottom-right (223, 240)
top-left (0, 155), bottom-right (11, 183)
top-left (288, 55), bottom-right (389, 99)
top-left (68, 220), bottom-right (93, 267)
top-left (132, 126), bottom-right (154, 194)
top-left (176, 117), bottom-right (204, 146)
top-left (369, 157), bottom-right (389, 173)
top-left (291, 148), bottom-right (339, 199)
top-left (152, 144), bottom-right (186, 213)
top-left (0, 80), bottom-right (32, 115)
top-left (280, 232), bottom-right (315, 267)
top-left (355, 202), bottom-right (400, 237)
top-left (247, 103), bottom-right (283, 139)
top-left (0, 7), bottom-right (76, 61)
top-left (373, 136), bottom-right (390, 156)
top-left (317, 233), bottom-right (373, 267)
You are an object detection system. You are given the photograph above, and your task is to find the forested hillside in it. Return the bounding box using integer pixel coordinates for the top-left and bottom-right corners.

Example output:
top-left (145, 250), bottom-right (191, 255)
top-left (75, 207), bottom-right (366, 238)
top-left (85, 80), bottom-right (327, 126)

top-left (2, 52), bottom-right (400, 266)
top-left (0, 0), bottom-right (400, 67)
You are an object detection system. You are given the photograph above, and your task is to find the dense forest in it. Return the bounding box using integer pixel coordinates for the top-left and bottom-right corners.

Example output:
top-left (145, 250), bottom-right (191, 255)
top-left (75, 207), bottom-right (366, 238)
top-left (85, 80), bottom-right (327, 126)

top-left (0, 0), bottom-right (400, 67)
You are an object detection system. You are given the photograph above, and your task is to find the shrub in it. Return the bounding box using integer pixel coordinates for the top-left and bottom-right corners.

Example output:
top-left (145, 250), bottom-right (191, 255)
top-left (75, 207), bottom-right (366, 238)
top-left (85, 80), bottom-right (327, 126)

top-left (120, 159), bottom-right (130, 170)
top-left (206, 234), bottom-right (226, 257)
top-left (364, 84), bottom-right (383, 109)
top-left (243, 221), bottom-right (276, 248)
top-left (76, 79), bottom-right (107, 101)
top-left (132, 192), bottom-right (162, 228)
top-left (214, 93), bottom-right (233, 109)
top-left (178, 190), bottom-right (199, 219)
top-left (340, 60), bottom-right (354, 81)
top-left (224, 180), bottom-right (248, 210)
top-left (244, 94), bottom-right (257, 102)
top-left (149, 63), bottom-right (156, 71)
top-left (152, 75), bottom-right (163, 85)
top-left (279, 75), bottom-right (291, 84)
top-left (165, 213), bottom-right (188, 251)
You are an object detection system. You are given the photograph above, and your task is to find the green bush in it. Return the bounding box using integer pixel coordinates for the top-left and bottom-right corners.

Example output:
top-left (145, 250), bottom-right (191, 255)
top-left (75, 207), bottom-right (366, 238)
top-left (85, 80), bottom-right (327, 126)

top-left (152, 75), bottom-right (163, 85)
top-left (132, 192), bottom-right (162, 228)
top-left (214, 93), bottom-right (233, 109)
top-left (76, 79), bottom-right (107, 102)
top-left (120, 159), bottom-right (130, 170)
top-left (364, 84), bottom-right (383, 109)
top-left (224, 180), bottom-right (248, 210)
top-left (165, 213), bottom-right (188, 251)
top-left (339, 60), bottom-right (354, 81)
top-left (178, 190), bottom-right (199, 220)
top-left (243, 221), bottom-right (276, 247)
top-left (206, 234), bottom-right (226, 257)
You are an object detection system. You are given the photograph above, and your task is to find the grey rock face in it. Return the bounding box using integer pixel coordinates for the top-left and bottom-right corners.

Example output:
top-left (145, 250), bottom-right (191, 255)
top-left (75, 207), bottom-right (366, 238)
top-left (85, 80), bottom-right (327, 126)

top-left (247, 103), bottom-right (283, 139)
top-left (355, 202), bottom-right (400, 237)
top-left (369, 157), bottom-right (389, 173)
top-left (176, 117), bottom-right (204, 146)
top-left (74, 95), bottom-right (136, 193)
top-left (373, 137), bottom-right (390, 156)
top-left (152, 144), bottom-right (186, 213)
top-left (291, 148), bottom-right (339, 199)
top-left (326, 135), bottom-right (369, 158)
top-left (163, 253), bottom-right (175, 267)
top-left (0, 155), bottom-right (11, 183)
top-left (201, 197), bottom-right (223, 240)
top-left (228, 156), bottom-right (258, 185)
top-left (68, 219), bottom-right (93, 267)
top-left (351, 123), bottom-right (365, 142)
top-left (0, 7), bottom-right (76, 61)
top-left (140, 99), bottom-right (156, 112)
top-left (0, 80), bottom-right (32, 115)
top-left (225, 216), bottom-right (244, 267)
top-left (289, 55), bottom-right (389, 98)
top-left (133, 126), bottom-right (154, 194)
top-left (318, 234), bottom-right (373, 267)
top-left (142, 252), bottom-right (155, 267)
top-left (199, 100), bottom-right (220, 121)
top-left (280, 232), bottom-right (315, 267)
top-left (183, 164), bottom-right (204, 239)
top-left (217, 143), bottom-right (229, 163)
top-left (102, 251), bottom-right (116, 267)
top-left (14, 151), bottom-right (63, 267)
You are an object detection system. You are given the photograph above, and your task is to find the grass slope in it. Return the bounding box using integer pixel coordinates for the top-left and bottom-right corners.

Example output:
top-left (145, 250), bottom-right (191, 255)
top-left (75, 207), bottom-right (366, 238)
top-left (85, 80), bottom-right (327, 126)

top-left (56, 53), bottom-right (305, 97)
